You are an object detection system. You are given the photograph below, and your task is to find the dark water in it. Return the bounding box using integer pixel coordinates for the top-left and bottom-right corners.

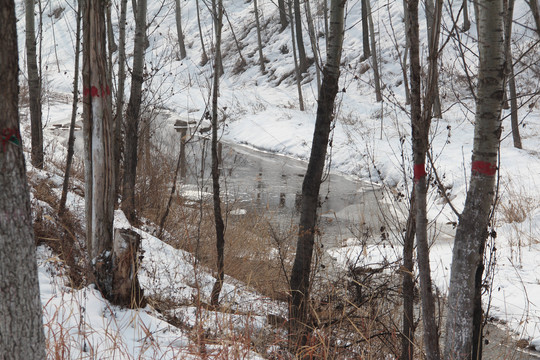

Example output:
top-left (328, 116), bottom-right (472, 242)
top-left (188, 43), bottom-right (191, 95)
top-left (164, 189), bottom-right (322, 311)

top-left (179, 135), bottom-right (395, 246)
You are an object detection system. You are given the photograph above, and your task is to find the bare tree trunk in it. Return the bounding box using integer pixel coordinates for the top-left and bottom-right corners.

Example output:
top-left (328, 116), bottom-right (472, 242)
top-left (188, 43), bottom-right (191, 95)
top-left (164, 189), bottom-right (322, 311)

top-left (111, 228), bottom-right (145, 307)
top-left (278, 0), bottom-right (289, 30)
top-left (425, 0), bottom-right (442, 118)
top-left (503, 0), bottom-right (522, 149)
top-left (0, 2), bottom-right (46, 357)
top-left (400, 192), bottom-right (416, 360)
top-left (211, 0), bottom-right (224, 77)
top-left (157, 128), bottom-right (186, 239)
top-left (305, 0), bottom-right (321, 92)
top-left (462, 0), bottom-right (471, 31)
top-left (408, 0), bottom-right (443, 358)
top-left (196, 0), bottom-right (208, 65)
top-left (366, 0), bottom-right (382, 102)
top-left (82, 0), bottom-right (116, 298)
top-left (122, 0), bottom-right (147, 223)
top-left (444, 0), bottom-right (505, 357)
top-left (361, 0), bottom-right (371, 59)
top-left (175, 0), bottom-right (187, 59)
top-left (294, 0), bottom-right (308, 73)
top-left (323, 0), bottom-right (329, 50)
top-left (289, 0), bottom-right (346, 352)
top-left (59, 0), bottom-right (82, 216)
top-left (288, 0), bottom-right (305, 111)
top-left (223, 7), bottom-right (246, 66)
top-left (527, 0), bottom-right (540, 37)
top-left (106, 3), bottom-right (117, 54)
top-left (254, 0), bottom-right (266, 73)
top-left (210, 0), bottom-right (226, 307)
top-left (402, 0), bottom-right (411, 105)
top-left (115, 0), bottom-right (128, 198)
top-left (26, 0), bottom-right (44, 169)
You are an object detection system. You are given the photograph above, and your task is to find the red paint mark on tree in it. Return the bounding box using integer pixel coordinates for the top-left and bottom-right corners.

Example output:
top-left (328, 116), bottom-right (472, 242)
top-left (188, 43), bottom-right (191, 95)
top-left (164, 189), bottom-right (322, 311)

top-left (83, 85), bottom-right (110, 98)
top-left (1, 128), bottom-right (21, 152)
top-left (472, 161), bottom-right (497, 176)
top-left (414, 163), bottom-right (426, 181)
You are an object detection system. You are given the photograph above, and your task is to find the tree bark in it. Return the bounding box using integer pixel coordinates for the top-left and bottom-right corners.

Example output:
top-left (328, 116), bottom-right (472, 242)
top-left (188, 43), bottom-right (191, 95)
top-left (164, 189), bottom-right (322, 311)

top-left (209, 0), bottom-right (226, 307)
top-left (462, 0), bottom-right (471, 31)
top-left (425, 0), bottom-right (442, 118)
top-left (289, 0), bottom-right (346, 351)
top-left (82, 0), bottom-right (116, 297)
top-left (0, 2), bottom-right (46, 358)
top-left (366, 0), bottom-right (382, 102)
top-left (115, 0), bottom-right (128, 198)
top-left (402, 0), bottom-right (411, 105)
top-left (294, 0), bottom-right (308, 73)
top-left (254, 0), bottom-right (266, 73)
top-left (59, 0), bottom-right (82, 216)
top-left (122, 0), bottom-right (147, 223)
top-left (196, 0), bottom-right (208, 65)
top-left (400, 192), bottom-right (416, 360)
top-left (323, 0), bottom-right (329, 50)
top-left (278, 0), bottom-right (289, 30)
top-left (503, 0), bottom-right (522, 149)
top-left (408, 0), bottom-right (443, 358)
top-left (106, 3), bottom-right (117, 54)
top-left (288, 0), bottom-right (305, 111)
top-left (444, 0), bottom-right (505, 357)
top-left (26, 0), bottom-right (44, 169)
top-left (111, 229), bottom-right (144, 307)
top-left (305, 0), bottom-right (321, 92)
top-left (361, 0), bottom-right (371, 59)
top-left (527, 0), bottom-right (540, 37)
top-left (175, 0), bottom-right (187, 59)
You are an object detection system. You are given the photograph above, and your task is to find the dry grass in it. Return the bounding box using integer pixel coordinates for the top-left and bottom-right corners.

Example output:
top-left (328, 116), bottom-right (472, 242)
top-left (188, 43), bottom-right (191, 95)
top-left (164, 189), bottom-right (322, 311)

top-left (499, 180), bottom-right (540, 264)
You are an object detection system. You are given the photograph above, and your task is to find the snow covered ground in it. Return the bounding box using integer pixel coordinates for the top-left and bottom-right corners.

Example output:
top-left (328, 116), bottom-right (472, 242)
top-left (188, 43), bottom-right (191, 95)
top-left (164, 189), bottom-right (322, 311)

top-left (14, 0), bottom-right (540, 356)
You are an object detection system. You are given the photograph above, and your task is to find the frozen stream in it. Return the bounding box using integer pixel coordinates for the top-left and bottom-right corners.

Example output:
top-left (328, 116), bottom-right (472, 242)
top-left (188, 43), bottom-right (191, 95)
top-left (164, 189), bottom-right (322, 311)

top-left (177, 133), bottom-right (402, 248)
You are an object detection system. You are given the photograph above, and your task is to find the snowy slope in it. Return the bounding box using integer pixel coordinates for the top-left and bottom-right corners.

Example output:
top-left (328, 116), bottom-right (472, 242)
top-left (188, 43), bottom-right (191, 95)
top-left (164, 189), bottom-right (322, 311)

top-left (15, 0), bottom-right (540, 355)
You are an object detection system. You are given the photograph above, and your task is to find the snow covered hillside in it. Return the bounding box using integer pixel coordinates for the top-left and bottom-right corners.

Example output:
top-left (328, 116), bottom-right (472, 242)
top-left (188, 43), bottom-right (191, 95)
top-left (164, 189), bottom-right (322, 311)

top-left (14, 0), bottom-right (540, 357)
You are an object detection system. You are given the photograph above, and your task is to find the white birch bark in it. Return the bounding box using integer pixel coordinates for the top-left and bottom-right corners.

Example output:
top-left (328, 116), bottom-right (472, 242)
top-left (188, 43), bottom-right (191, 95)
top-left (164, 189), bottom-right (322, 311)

top-left (444, 0), bottom-right (505, 357)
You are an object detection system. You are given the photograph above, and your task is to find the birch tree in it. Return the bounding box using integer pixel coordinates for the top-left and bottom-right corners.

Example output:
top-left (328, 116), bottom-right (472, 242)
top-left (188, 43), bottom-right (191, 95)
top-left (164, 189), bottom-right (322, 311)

top-left (289, 0), bottom-right (346, 351)
top-left (26, 0), bottom-right (44, 169)
top-left (0, 0), bottom-right (46, 357)
top-left (444, 0), bottom-right (505, 357)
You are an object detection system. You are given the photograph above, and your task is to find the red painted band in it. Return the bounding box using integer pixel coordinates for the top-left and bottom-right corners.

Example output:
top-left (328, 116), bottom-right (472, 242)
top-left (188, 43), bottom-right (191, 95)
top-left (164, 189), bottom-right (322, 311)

top-left (471, 161), bottom-right (497, 176)
top-left (83, 85), bottom-right (111, 98)
top-left (413, 163), bottom-right (426, 181)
